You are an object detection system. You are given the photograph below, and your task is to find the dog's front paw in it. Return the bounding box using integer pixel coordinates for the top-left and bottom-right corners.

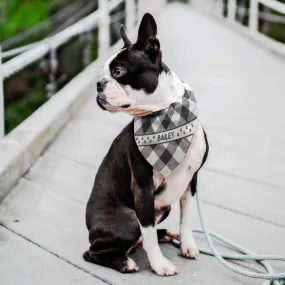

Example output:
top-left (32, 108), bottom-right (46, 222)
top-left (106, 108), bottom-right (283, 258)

top-left (180, 238), bottom-right (199, 259)
top-left (150, 256), bottom-right (179, 276)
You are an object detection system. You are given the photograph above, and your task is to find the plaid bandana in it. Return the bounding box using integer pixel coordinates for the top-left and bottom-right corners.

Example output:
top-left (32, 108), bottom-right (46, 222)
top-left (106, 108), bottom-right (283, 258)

top-left (134, 87), bottom-right (198, 177)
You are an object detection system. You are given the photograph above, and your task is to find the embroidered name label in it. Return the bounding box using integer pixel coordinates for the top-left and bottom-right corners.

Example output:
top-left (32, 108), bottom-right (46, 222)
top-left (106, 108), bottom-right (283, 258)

top-left (135, 120), bottom-right (195, 146)
top-left (157, 131), bottom-right (174, 142)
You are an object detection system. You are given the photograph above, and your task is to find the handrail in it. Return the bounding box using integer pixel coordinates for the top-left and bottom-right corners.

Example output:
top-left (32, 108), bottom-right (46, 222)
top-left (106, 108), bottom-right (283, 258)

top-left (249, 0), bottom-right (285, 57)
top-left (0, 47), bottom-right (4, 137)
top-left (2, 9), bottom-right (101, 79)
top-left (1, 0), bottom-right (94, 50)
top-left (259, 0), bottom-right (285, 14)
top-left (2, 0), bottom-right (130, 78)
top-left (0, 0), bottom-right (132, 137)
top-left (191, 0), bottom-right (285, 57)
top-left (1, 41), bottom-right (43, 60)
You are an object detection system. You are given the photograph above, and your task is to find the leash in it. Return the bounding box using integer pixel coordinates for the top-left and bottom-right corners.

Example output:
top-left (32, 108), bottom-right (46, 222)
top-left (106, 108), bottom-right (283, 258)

top-left (172, 188), bottom-right (285, 285)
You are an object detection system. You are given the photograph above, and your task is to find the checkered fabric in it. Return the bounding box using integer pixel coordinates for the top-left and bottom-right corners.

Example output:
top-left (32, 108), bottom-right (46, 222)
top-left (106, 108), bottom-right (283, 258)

top-left (134, 87), bottom-right (198, 177)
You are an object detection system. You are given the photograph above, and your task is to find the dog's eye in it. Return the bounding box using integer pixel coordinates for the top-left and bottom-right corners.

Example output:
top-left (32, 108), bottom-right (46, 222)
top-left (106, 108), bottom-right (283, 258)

top-left (112, 67), bottom-right (126, 78)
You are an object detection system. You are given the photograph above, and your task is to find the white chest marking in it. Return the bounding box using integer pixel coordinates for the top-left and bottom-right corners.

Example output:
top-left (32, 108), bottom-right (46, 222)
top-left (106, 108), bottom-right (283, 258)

top-left (154, 121), bottom-right (206, 207)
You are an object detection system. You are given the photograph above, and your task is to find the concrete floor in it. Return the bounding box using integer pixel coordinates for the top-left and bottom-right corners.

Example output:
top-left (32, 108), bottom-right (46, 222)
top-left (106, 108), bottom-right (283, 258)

top-left (1, 3), bottom-right (285, 285)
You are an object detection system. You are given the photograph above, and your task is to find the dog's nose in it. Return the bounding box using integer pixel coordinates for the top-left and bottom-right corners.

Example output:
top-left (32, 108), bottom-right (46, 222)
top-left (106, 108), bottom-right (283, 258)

top-left (97, 78), bottom-right (108, 93)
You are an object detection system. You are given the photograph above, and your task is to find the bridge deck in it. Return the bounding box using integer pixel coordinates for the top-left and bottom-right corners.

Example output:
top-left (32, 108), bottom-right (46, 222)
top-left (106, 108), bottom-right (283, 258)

top-left (1, 3), bottom-right (285, 285)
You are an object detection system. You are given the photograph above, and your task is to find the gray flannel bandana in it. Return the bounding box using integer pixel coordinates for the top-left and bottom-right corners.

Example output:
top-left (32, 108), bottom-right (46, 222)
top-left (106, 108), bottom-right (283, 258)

top-left (134, 87), bottom-right (198, 177)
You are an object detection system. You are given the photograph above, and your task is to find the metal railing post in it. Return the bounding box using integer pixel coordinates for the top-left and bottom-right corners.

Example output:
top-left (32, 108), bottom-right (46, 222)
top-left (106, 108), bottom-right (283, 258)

top-left (228, 0), bottom-right (237, 23)
top-left (0, 46), bottom-right (4, 138)
top-left (98, 0), bottom-right (110, 58)
top-left (249, 0), bottom-right (259, 35)
top-left (82, 30), bottom-right (93, 67)
top-left (137, 0), bottom-right (146, 23)
top-left (46, 47), bottom-right (58, 99)
top-left (126, 0), bottom-right (136, 33)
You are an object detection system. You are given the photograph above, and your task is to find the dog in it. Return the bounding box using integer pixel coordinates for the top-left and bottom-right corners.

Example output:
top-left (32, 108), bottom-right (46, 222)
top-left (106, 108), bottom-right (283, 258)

top-left (84, 13), bottom-right (209, 276)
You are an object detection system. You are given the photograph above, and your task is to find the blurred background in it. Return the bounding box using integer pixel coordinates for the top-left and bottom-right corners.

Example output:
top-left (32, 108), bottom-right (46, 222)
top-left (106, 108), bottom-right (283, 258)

top-left (0, 0), bottom-right (132, 134)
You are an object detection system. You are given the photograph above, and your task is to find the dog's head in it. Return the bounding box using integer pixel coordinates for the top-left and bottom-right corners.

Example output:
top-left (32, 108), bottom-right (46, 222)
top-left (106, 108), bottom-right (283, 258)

top-left (97, 13), bottom-right (180, 116)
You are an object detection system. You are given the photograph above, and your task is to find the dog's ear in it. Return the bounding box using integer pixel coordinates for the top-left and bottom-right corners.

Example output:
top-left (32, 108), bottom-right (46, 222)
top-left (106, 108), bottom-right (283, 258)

top-left (136, 13), bottom-right (161, 62)
top-left (120, 24), bottom-right (132, 48)
top-left (137, 13), bottom-right (157, 45)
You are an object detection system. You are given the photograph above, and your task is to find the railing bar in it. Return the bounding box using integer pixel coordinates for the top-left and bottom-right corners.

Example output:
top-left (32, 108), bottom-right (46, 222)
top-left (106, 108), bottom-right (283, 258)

top-left (1, 0), bottom-right (86, 50)
top-left (2, 10), bottom-right (100, 79)
top-left (228, 0), bottom-right (237, 22)
top-left (98, 0), bottom-right (110, 59)
top-left (0, 46), bottom-right (4, 137)
top-left (126, 0), bottom-right (136, 33)
top-left (2, 0), bottom-right (128, 79)
top-left (1, 41), bottom-right (43, 60)
top-left (235, 7), bottom-right (285, 23)
top-left (50, 10), bottom-right (100, 49)
top-left (249, 0), bottom-right (259, 34)
top-left (223, 0), bottom-right (285, 57)
top-left (109, 0), bottom-right (125, 12)
top-left (110, 10), bottom-right (126, 24)
top-left (2, 45), bottom-right (49, 79)
top-left (2, 9), bottom-right (127, 61)
top-left (258, 0), bottom-right (285, 15)
top-left (49, 1), bottom-right (98, 36)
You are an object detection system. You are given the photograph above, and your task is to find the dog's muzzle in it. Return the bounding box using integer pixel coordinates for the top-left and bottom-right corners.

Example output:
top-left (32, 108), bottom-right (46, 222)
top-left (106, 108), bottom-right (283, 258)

top-left (96, 78), bottom-right (108, 110)
top-left (96, 78), bottom-right (131, 111)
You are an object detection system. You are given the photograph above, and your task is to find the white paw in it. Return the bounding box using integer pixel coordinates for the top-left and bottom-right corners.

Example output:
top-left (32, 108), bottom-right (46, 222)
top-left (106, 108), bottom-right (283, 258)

top-left (180, 239), bottom-right (200, 259)
top-left (150, 255), bottom-right (179, 276)
top-left (141, 227), bottom-right (178, 277)
top-left (126, 258), bottom-right (139, 272)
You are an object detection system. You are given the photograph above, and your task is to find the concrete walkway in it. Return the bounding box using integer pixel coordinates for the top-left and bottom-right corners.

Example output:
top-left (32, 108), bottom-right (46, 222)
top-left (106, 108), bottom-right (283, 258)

top-left (1, 3), bottom-right (285, 285)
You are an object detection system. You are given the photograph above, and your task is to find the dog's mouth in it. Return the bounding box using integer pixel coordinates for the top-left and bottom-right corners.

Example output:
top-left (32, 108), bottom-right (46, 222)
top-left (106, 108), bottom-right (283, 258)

top-left (96, 95), bottom-right (152, 117)
top-left (96, 95), bottom-right (108, 110)
top-left (121, 104), bottom-right (131, 108)
top-left (97, 97), bottom-right (131, 111)
top-left (126, 108), bottom-right (152, 117)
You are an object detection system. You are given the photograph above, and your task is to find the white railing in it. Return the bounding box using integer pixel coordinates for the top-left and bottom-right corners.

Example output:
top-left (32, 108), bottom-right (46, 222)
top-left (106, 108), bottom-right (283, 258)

top-left (248, 0), bottom-right (285, 54)
top-left (0, 0), bottom-right (159, 138)
top-left (191, 0), bottom-right (285, 57)
top-left (0, 47), bottom-right (3, 138)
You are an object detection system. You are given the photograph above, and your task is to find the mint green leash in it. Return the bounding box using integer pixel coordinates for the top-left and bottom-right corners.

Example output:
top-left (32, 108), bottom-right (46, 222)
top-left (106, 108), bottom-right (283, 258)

top-left (172, 188), bottom-right (285, 285)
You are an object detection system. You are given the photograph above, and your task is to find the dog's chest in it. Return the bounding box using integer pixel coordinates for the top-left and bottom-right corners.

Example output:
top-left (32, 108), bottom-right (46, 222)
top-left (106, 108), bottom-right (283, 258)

top-left (153, 121), bottom-right (206, 207)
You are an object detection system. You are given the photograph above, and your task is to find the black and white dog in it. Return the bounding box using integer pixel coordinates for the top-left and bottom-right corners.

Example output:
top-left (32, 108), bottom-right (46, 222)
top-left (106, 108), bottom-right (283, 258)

top-left (84, 13), bottom-right (209, 276)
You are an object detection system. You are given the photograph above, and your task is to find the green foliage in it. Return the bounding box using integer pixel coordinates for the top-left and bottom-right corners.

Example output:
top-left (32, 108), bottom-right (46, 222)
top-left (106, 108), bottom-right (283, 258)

top-left (4, 61), bottom-right (48, 134)
top-left (5, 87), bottom-right (47, 134)
top-left (1, 0), bottom-right (74, 41)
top-left (1, 0), bottom-right (49, 41)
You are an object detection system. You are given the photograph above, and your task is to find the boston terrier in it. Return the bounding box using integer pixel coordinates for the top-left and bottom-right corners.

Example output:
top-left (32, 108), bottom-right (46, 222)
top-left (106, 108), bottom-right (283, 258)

top-left (84, 13), bottom-right (209, 276)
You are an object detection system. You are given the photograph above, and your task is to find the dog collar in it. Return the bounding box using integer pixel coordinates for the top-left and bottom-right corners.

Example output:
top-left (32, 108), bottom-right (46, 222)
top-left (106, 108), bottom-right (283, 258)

top-left (134, 87), bottom-right (198, 177)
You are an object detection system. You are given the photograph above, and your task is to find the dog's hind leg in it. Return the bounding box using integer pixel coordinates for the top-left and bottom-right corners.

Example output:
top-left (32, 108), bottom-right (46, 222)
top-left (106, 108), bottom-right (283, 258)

top-left (84, 206), bottom-right (141, 273)
top-left (155, 207), bottom-right (179, 242)
top-left (83, 250), bottom-right (138, 273)
top-left (157, 229), bottom-right (179, 243)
